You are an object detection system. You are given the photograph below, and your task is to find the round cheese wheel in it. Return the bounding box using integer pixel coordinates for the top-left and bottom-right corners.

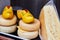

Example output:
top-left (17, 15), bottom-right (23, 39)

top-left (0, 15), bottom-right (17, 26)
top-left (0, 25), bottom-right (17, 33)
top-left (17, 28), bottom-right (38, 39)
top-left (19, 18), bottom-right (40, 31)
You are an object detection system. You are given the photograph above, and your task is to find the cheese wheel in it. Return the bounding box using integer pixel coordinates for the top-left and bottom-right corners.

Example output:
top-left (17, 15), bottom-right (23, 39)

top-left (0, 25), bottom-right (17, 33)
top-left (39, 5), bottom-right (60, 40)
top-left (0, 15), bottom-right (17, 26)
top-left (19, 19), bottom-right (40, 31)
top-left (17, 28), bottom-right (38, 39)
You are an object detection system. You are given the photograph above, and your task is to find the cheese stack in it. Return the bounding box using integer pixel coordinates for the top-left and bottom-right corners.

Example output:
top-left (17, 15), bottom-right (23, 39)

top-left (0, 6), bottom-right (17, 33)
top-left (39, 5), bottom-right (60, 40)
top-left (17, 19), bottom-right (40, 39)
top-left (17, 9), bottom-right (40, 39)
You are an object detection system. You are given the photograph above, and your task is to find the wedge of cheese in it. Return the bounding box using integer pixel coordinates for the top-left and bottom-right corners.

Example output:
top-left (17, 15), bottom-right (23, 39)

top-left (39, 5), bottom-right (60, 40)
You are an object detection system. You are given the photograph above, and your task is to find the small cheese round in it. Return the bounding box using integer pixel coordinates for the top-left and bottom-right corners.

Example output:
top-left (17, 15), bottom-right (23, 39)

top-left (17, 28), bottom-right (38, 39)
top-left (0, 25), bottom-right (17, 33)
top-left (0, 15), bottom-right (17, 26)
top-left (19, 18), bottom-right (40, 31)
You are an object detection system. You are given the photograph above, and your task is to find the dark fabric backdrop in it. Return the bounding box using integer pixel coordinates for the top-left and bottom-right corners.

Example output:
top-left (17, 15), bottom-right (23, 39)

top-left (54, 0), bottom-right (60, 19)
top-left (11, 0), bottom-right (60, 19)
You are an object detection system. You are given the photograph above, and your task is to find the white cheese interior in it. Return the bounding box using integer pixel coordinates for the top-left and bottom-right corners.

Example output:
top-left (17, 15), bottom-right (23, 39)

top-left (43, 5), bottom-right (60, 40)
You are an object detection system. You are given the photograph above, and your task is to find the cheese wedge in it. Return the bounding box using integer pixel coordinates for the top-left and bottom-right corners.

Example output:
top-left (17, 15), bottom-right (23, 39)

top-left (39, 5), bottom-right (60, 40)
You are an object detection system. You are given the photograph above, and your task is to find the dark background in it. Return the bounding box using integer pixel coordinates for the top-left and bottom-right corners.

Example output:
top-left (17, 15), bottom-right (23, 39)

top-left (54, 0), bottom-right (60, 19)
top-left (11, 0), bottom-right (60, 19)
